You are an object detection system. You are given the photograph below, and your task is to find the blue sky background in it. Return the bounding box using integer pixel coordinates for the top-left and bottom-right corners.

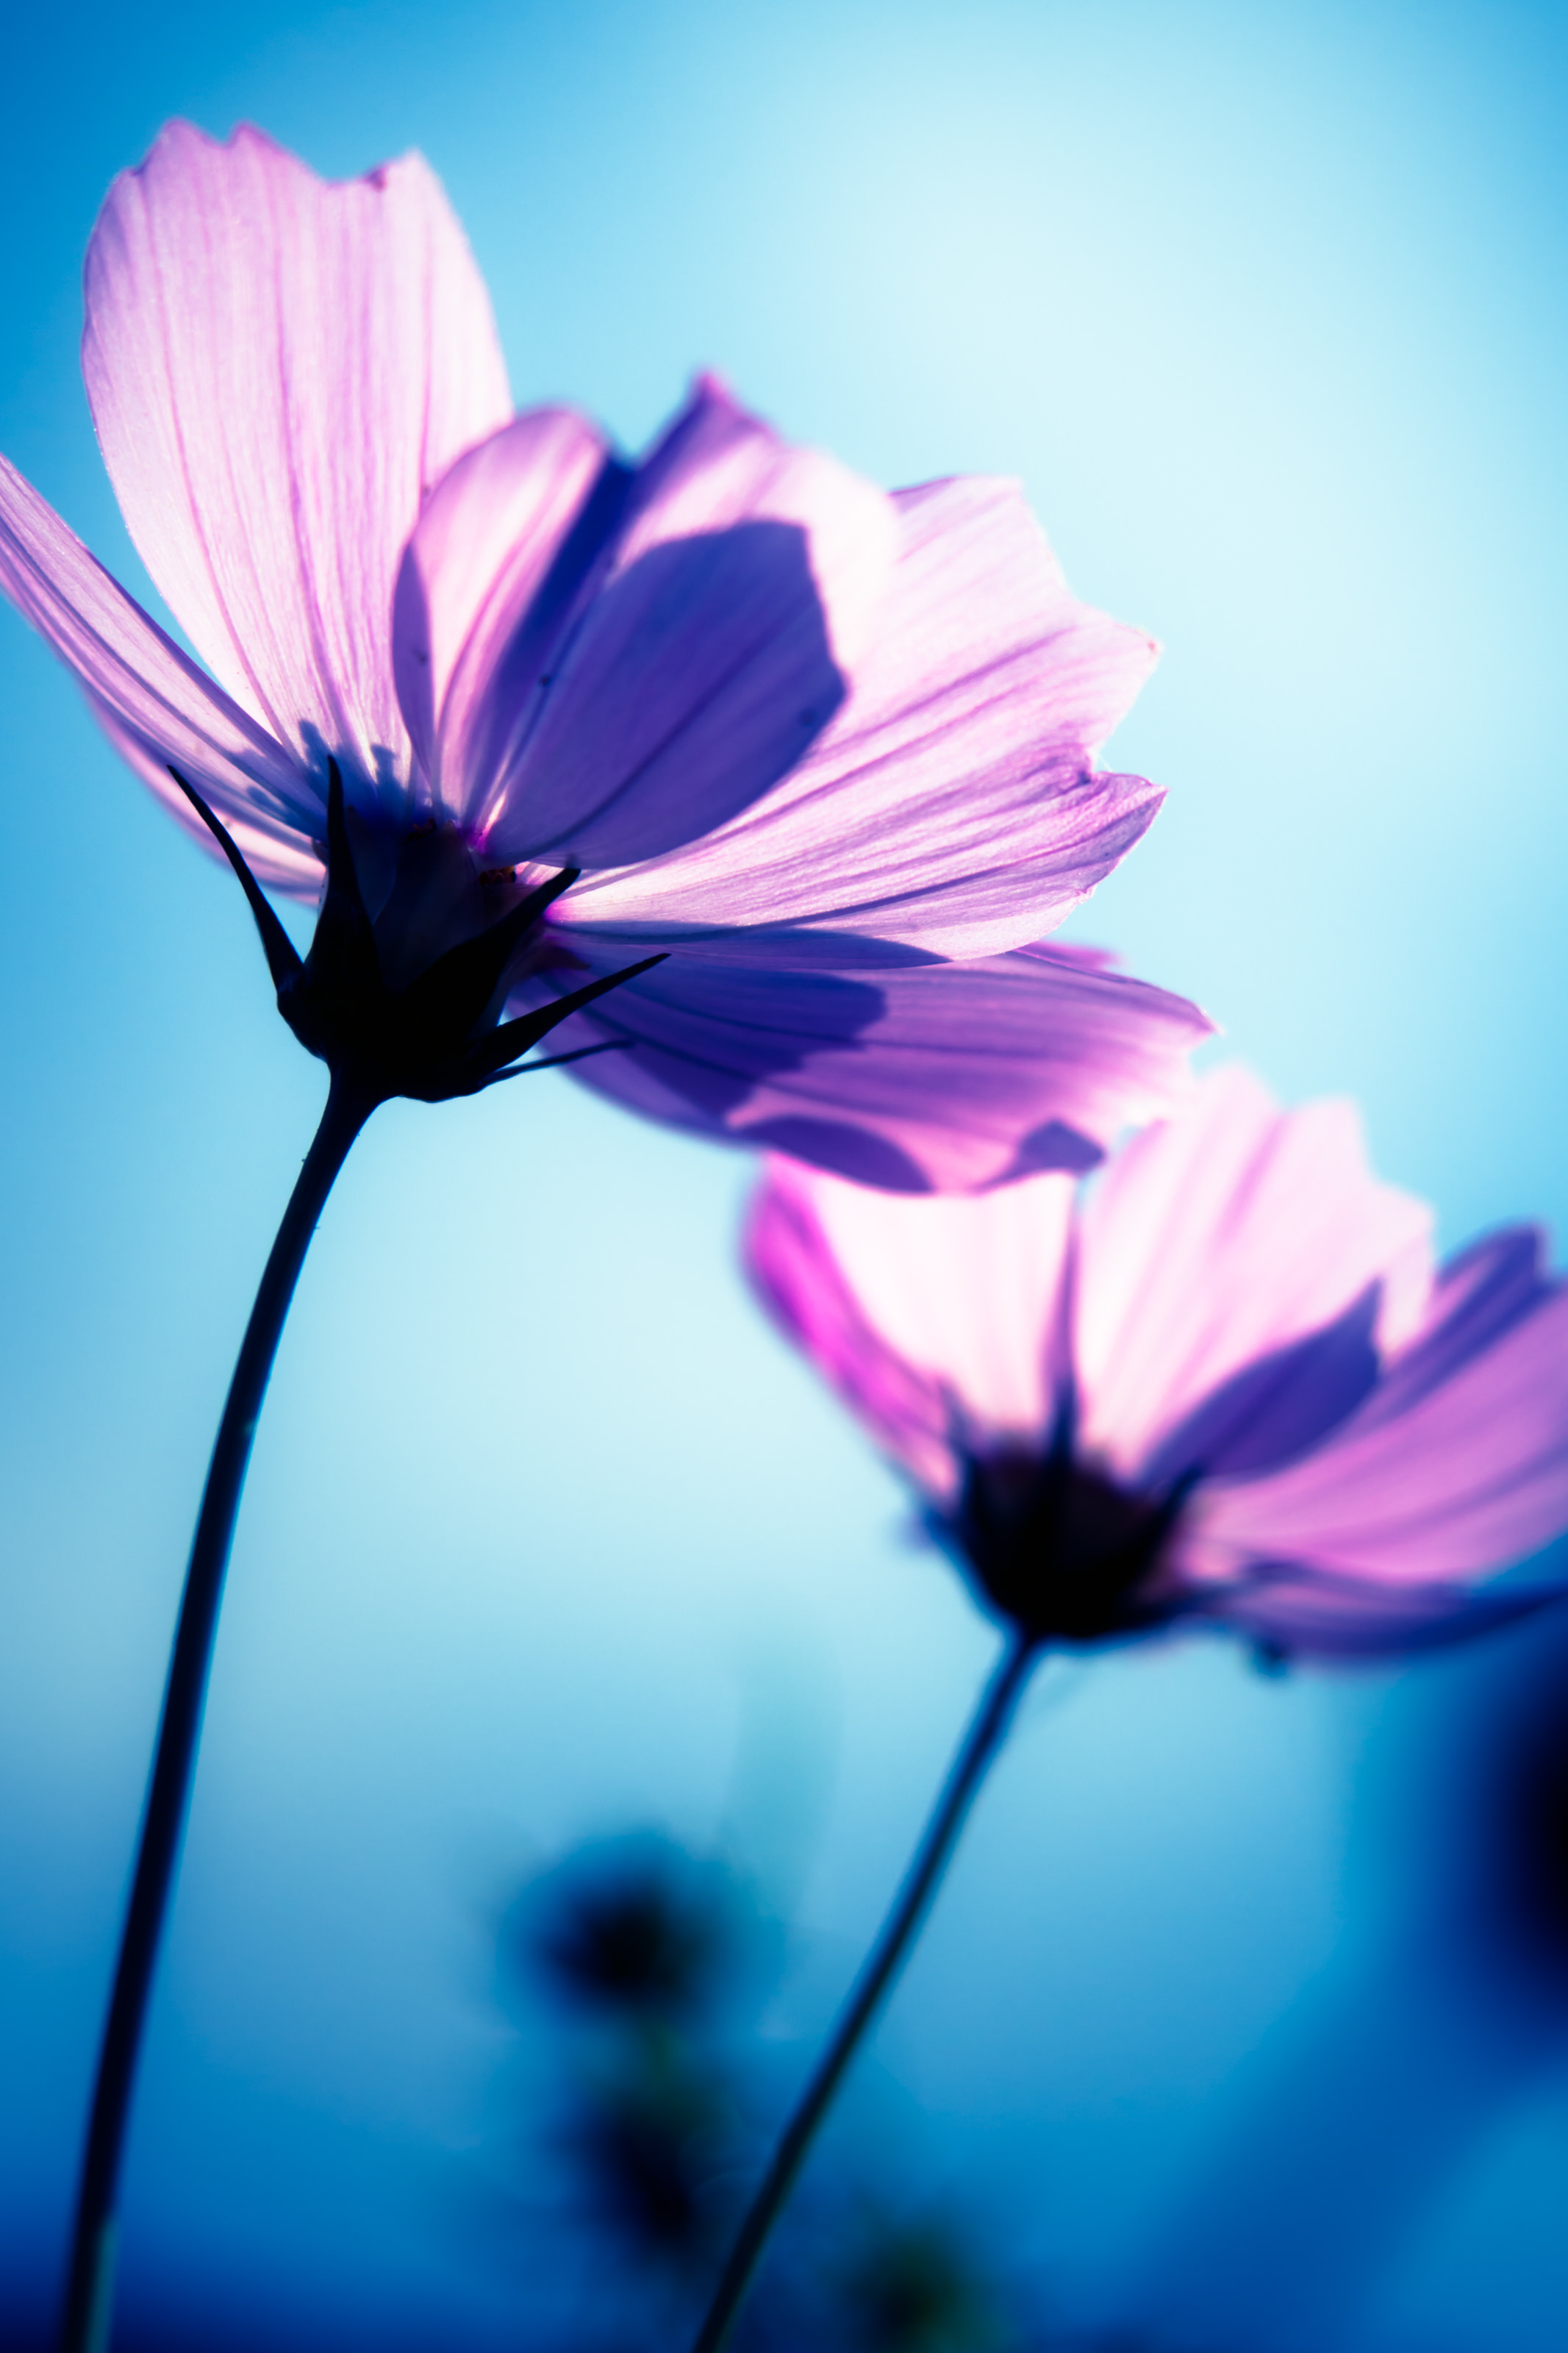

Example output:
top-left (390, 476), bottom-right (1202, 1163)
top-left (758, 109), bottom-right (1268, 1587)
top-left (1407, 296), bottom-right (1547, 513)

top-left (3, 1), bottom-right (1568, 2346)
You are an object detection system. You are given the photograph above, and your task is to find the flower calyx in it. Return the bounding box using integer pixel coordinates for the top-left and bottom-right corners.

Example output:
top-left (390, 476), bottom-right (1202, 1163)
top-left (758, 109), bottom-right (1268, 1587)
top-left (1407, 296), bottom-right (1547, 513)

top-left (169, 763), bottom-right (664, 1108)
top-left (945, 1410), bottom-right (1194, 1647)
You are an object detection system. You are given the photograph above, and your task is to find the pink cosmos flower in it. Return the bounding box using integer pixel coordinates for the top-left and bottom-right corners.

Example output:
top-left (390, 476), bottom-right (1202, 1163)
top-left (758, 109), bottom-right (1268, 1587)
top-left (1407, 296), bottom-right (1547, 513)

top-left (746, 1065), bottom-right (1568, 1657)
top-left (0, 120), bottom-right (1206, 1184)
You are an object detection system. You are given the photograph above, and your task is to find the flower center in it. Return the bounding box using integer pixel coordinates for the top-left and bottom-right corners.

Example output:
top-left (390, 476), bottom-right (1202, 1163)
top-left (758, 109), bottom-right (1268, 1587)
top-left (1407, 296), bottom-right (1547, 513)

top-left (167, 758), bottom-right (664, 1108)
top-left (951, 1446), bottom-right (1185, 1645)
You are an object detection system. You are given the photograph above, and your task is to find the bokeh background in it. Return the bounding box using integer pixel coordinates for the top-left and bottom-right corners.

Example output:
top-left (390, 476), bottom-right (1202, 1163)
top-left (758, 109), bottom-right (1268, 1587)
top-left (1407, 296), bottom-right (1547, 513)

top-left (4, 1), bottom-right (1568, 2345)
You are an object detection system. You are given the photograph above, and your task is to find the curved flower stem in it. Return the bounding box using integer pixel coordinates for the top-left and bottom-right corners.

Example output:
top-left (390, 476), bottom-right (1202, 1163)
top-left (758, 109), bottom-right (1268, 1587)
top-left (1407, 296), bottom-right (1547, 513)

top-left (689, 1627), bottom-right (1040, 2353)
top-left (59, 1074), bottom-right (377, 2353)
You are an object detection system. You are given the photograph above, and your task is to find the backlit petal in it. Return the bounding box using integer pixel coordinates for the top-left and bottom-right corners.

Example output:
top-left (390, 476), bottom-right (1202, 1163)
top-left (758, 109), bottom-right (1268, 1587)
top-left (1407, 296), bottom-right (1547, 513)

top-left (747, 1156), bottom-right (1075, 1475)
top-left (1075, 1068), bottom-right (1434, 1479)
top-left (516, 936), bottom-right (1206, 1194)
top-left (745, 1165), bottom-right (957, 1493)
top-left (1351, 1227), bottom-right (1556, 1434)
top-left (472, 379), bottom-right (898, 868)
top-left (391, 407), bottom-right (614, 810)
top-left (1178, 1571), bottom-right (1559, 1661)
top-left (1187, 1281), bottom-right (1568, 1590)
top-left (0, 451), bottom-right (317, 881)
top-left (83, 120), bottom-right (511, 807)
top-left (570, 476), bottom-right (1161, 954)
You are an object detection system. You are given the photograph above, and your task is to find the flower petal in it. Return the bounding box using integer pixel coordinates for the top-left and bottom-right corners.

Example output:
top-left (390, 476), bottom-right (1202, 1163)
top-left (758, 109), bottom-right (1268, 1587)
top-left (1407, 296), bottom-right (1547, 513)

top-left (514, 935), bottom-right (1207, 1193)
top-left (89, 700), bottom-right (325, 894)
top-left (745, 1163), bottom-right (957, 1494)
top-left (391, 407), bottom-right (616, 813)
top-left (1187, 1277), bottom-right (1568, 1590)
top-left (1353, 1227), bottom-right (1556, 1433)
top-left (747, 1156), bottom-right (1075, 1484)
top-left (1141, 1290), bottom-right (1384, 1490)
top-left (1073, 1067), bottom-right (1435, 1482)
top-left (567, 475), bottom-right (1161, 957)
top-left (468, 378), bottom-right (898, 869)
top-left (1180, 1568), bottom-right (1561, 1661)
top-left (0, 451), bottom-right (319, 885)
top-left (83, 120), bottom-right (511, 806)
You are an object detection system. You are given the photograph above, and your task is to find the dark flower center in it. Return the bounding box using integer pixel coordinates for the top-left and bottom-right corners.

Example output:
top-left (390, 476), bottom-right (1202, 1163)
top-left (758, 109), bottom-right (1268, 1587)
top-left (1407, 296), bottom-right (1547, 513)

top-left (168, 760), bottom-right (664, 1108)
top-left (948, 1443), bottom-right (1188, 1646)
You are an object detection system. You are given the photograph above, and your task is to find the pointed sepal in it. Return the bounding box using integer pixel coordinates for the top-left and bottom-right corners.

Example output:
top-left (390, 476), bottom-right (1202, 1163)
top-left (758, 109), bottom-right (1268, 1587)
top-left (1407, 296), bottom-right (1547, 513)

top-left (167, 765), bottom-right (304, 993)
top-left (300, 756), bottom-right (379, 996)
top-left (451, 952), bottom-right (667, 1093)
top-left (398, 865), bottom-right (581, 1042)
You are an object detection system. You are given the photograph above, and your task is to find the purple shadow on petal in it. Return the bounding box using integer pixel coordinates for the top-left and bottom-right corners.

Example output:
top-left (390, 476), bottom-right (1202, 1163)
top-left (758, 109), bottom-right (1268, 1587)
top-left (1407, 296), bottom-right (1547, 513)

top-left (1211, 1565), bottom-right (1568, 1660)
top-left (295, 717), bottom-right (402, 821)
top-left (1354, 1227), bottom-right (1560, 1436)
top-left (497, 520), bottom-right (850, 870)
top-left (1143, 1288), bottom-right (1383, 1491)
top-left (559, 926), bottom-right (941, 974)
top-left (989, 1118), bottom-right (1105, 1182)
top-left (394, 448), bottom-right (635, 793)
top-left (518, 958), bottom-right (888, 1120)
top-left (738, 1118), bottom-right (931, 1193)
top-left (462, 460), bottom-right (639, 804)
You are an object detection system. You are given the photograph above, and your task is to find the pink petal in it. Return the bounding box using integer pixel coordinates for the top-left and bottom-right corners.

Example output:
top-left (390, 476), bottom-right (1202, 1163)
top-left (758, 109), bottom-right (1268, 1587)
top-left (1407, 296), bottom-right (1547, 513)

top-left (1186, 1279), bottom-right (1568, 1588)
top-left (1075, 1067), bottom-right (1436, 1482)
top-left (83, 121), bottom-right (511, 807)
top-left (468, 378), bottom-right (898, 868)
top-left (1352, 1227), bottom-right (1555, 1433)
top-left (570, 474), bottom-right (1161, 957)
top-left (88, 699), bottom-right (325, 894)
top-left (1181, 1572), bottom-right (1559, 1661)
top-left (515, 935), bottom-right (1207, 1194)
top-left (747, 1154), bottom-right (1076, 1484)
top-left (617, 376), bottom-right (897, 674)
top-left (744, 1164), bottom-right (957, 1495)
top-left (1139, 1289), bottom-right (1386, 1490)
top-left (391, 407), bottom-right (613, 810)
top-left (0, 451), bottom-right (319, 886)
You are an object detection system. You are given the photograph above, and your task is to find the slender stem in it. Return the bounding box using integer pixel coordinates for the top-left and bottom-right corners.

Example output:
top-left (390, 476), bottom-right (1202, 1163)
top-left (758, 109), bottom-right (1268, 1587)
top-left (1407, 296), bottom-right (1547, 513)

top-left (58, 1074), bottom-right (376, 2353)
top-left (689, 1628), bottom-right (1039, 2353)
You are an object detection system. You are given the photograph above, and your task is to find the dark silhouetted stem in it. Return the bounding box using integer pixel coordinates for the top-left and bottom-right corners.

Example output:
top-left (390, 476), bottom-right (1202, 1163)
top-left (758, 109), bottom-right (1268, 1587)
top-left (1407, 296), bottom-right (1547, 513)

top-left (58, 1075), bottom-right (376, 2353)
top-left (689, 1628), bottom-right (1039, 2353)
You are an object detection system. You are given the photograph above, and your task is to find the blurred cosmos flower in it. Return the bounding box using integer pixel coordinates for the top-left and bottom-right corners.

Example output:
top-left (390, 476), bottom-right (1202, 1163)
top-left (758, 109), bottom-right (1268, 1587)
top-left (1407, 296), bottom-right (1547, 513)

top-left (748, 1065), bottom-right (1568, 1658)
top-left (686, 1067), bottom-right (1568, 2353)
top-left (831, 2216), bottom-right (1009, 2353)
top-left (512, 1838), bottom-right (759, 2292)
top-left (0, 118), bottom-right (1206, 1181)
top-left (521, 1834), bottom-right (770, 2029)
top-left (510, 1833), bottom-right (1017, 2352)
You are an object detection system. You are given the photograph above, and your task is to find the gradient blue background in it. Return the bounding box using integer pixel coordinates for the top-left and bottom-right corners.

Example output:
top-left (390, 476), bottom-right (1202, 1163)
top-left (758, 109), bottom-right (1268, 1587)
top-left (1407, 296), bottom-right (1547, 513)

top-left (3, 2), bottom-right (1568, 2345)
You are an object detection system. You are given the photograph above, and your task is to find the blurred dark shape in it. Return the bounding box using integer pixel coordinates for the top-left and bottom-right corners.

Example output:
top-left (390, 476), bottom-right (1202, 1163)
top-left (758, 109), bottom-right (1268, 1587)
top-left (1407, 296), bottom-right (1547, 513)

top-left (566, 2035), bottom-right (739, 2272)
top-left (503, 1827), bottom-right (1039, 2351)
top-left (1132, 1592), bottom-right (1568, 2351)
top-left (1456, 1594), bottom-right (1568, 1985)
top-left (832, 2209), bottom-right (1011, 2352)
top-left (503, 1829), bottom-right (769, 2321)
top-left (526, 1835), bottom-right (752, 2024)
